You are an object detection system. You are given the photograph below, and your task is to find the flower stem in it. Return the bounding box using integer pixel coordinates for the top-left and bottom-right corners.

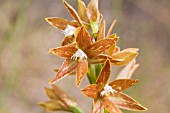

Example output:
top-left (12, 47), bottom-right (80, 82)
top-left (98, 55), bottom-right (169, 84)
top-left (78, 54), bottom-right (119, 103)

top-left (71, 106), bottom-right (84, 113)
top-left (87, 64), bottom-right (104, 84)
top-left (90, 21), bottom-right (98, 38)
top-left (104, 108), bottom-right (109, 113)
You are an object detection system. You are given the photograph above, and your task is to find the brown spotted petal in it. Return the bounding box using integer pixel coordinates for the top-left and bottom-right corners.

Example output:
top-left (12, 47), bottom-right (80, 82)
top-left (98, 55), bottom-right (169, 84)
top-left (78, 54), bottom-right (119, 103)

top-left (96, 60), bottom-right (110, 85)
top-left (87, 54), bottom-right (108, 64)
top-left (76, 27), bottom-right (91, 51)
top-left (61, 35), bottom-right (75, 46)
top-left (63, 0), bottom-right (82, 26)
top-left (81, 84), bottom-right (100, 99)
top-left (112, 49), bottom-right (138, 66)
top-left (106, 20), bottom-right (116, 39)
top-left (87, 0), bottom-right (100, 22)
top-left (87, 39), bottom-right (116, 57)
top-left (45, 17), bottom-right (78, 30)
top-left (88, 54), bottom-right (123, 64)
top-left (97, 20), bottom-right (105, 41)
top-left (116, 59), bottom-right (139, 79)
top-left (101, 97), bottom-right (122, 113)
top-left (107, 36), bottom-right (119, 56)
top-left (49, 46), bottom-right (77, 59)
top-left (76, 59), bottom-right (88, 87)
top-left (93, 99), bottom-right (104, 113)
top-left (109, 79), bottom-right (138, 92)
top-left (49, 59), bottom-right (78, 84)
top-left (109, 93), bottom-right (147, 111)
top-left (78, 0), bottom-right (89, 23)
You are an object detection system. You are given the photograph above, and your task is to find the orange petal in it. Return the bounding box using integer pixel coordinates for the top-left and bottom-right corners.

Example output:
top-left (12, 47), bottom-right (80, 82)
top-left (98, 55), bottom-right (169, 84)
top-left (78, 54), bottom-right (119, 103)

top-left (107, 36), bottom-right (119, 56)
top-left (78, 0), bottom-right (89, 23)
top-left (109, 92), bottom-right (147, 111)
top-left (76, 27), bottom-right (91, 51)
top-left (61, 35), bottom-right (75, 46)
top-left (96, 60), bottom-right (110, 84)
top-left (63, 0), bottom-right (82, 26)
top-left (93, 99), bottom-right (104, 113)
top-left (45, 17), bottom-right (78, 30)
top-left (112, 49), bottom-right (138, 66)
top-left (49, 46), bottom-right (77, 59)
top-left (96, 20), bottom-right (105, 41)
top-left (81, 84), bottom-right (100, 99)
top-left (76, 60), bottom-right (88, 87)
top-left (87, 54), bottom-right (108, 64)
top-left (49, 59), bottom-right (78, 84)
top-left (87, 39), bottom-right (116, 57)
top-left (106, 20), bottom-right (116, 39)
top-left (116, 59), bottom-right (139, 79)
top-left (87, 0), bottom-right (100, 22)
top-left (109, 79), bottom-right (138, 92)
top-left (101, 97), bottom-right (122, 113)
top-left (113, 46), bottom-right (120, 54)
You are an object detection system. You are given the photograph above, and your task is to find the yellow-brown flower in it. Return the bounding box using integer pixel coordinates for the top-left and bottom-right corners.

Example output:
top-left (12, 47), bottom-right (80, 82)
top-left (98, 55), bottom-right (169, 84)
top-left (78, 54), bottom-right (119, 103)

top-left (81, 60), bottom-right (147, 113)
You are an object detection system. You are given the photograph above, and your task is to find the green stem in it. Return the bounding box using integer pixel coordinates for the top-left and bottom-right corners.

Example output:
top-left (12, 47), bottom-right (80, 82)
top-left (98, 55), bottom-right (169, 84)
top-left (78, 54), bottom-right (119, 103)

top-left (104, 108), bottom-right (109, 113)
top-left (87, 64), bottom-right (97, 84)
top-left (90, 21), bottom-right (99, 38)
top-left (87, 64), bottom-right (104, 84)
top-left (71, 106), bottom-right (84, 113)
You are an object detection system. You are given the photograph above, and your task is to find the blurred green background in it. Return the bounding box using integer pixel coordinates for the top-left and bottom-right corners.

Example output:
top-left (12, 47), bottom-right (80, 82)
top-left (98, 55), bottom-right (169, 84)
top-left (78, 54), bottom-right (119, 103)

top-left (0, 0), bottom-right (170, 113)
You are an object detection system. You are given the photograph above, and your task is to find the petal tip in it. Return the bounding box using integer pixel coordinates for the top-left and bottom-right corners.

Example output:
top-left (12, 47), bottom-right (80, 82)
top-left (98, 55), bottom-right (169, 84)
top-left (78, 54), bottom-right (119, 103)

top-left (48, 49), bottom-right (54, 54)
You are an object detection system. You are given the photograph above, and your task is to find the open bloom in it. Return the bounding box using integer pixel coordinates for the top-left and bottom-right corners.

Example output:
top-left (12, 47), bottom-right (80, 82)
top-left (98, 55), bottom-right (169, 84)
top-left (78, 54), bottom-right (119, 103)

top-left (81, 60), bottom-right (147, 113)
top-left (49, 27), bottom-right (118, 86)
top-left (45, 0), bottom-right (103, 46)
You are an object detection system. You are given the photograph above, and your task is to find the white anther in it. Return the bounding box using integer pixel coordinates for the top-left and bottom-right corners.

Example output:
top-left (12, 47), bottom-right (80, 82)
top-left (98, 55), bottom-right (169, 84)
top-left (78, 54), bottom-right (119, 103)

top-left (101, 84), bottom-right (116, 96)
top-left (62, 25), bottom-right (77, 36)
top-left (71, 49), bottom-right (87, 60)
